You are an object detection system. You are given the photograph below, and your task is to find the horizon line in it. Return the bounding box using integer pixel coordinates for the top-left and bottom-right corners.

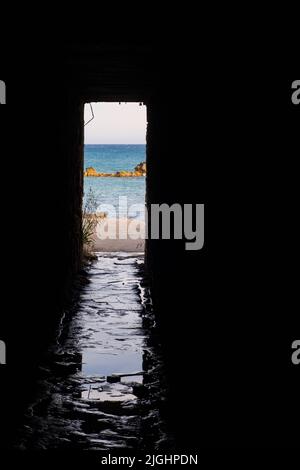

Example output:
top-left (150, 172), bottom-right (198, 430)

top-left (85, 143), bottom-right (146, 145)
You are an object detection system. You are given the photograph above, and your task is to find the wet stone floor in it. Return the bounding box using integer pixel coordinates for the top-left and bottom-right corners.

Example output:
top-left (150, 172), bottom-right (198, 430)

top-left (17, 253), bottom-right (171, 450)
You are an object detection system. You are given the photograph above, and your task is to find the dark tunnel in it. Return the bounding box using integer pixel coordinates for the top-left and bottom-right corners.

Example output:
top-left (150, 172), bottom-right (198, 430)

top-left (0, 39), bottom-right (299, 451)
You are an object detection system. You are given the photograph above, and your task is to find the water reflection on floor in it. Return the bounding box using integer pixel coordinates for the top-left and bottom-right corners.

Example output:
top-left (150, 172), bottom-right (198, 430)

top-left (16, 253), bottom-right (171, 450)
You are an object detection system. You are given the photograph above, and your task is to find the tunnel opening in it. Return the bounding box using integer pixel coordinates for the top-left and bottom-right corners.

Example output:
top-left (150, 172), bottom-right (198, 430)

top-left (83, 102), bottom-right (147, 256)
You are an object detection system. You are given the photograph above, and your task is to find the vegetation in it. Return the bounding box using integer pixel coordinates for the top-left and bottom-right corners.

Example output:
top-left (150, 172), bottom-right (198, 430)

top-left (82, 187), bottom-right (106, 259)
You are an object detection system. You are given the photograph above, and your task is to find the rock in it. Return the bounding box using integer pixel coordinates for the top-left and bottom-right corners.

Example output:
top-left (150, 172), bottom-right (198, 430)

top-left (115, 170), bottom-right (133, 177)
top-left (134, 162), bottom-right (146, 176)
top-left (84, 162), bottom-right (146, 177)
top-left (84, 167), bottom-right (99, 177)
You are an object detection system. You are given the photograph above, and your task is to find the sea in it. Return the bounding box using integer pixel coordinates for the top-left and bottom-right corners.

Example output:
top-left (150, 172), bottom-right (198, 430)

top-left (84, 144), bottom-right (146, 219)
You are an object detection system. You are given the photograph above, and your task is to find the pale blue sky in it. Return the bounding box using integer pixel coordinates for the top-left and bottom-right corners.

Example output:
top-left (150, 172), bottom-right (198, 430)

top-left (84, 102), bottom-right (147, 144)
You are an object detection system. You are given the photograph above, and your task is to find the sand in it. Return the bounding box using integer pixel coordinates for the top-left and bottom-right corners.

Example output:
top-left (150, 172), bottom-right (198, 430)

top-left (91, 218), bottom-right (145, 252)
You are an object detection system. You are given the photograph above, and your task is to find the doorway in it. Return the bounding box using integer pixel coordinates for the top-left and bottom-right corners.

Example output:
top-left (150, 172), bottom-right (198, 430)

top-left (83, 102), bottom-right (147, 254)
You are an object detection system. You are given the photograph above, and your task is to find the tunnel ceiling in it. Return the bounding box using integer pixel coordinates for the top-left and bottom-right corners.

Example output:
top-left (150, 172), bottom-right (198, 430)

top-left (65, 42), bottom-right (156, 102)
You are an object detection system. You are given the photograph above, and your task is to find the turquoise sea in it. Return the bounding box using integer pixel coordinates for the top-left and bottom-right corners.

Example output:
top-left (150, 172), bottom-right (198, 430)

top-left (84, 145), bottom-right (146, 219)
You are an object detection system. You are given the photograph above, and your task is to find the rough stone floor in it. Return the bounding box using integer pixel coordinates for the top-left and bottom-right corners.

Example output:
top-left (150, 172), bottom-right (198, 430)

top-left (16, 253), bottom-right (171, 450)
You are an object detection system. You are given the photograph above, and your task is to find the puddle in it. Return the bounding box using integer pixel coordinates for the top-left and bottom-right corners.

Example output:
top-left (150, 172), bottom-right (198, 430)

top-left (82, 350), bottom-right (143, 377)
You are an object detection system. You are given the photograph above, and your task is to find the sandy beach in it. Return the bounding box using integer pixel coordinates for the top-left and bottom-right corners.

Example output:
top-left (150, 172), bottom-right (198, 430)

top-left (91, 218), bottom-right (145, 252)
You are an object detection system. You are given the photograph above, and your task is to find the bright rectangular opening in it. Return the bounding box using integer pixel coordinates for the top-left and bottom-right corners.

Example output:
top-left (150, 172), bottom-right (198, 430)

top-left (83, 102), bottom-right (147, 254)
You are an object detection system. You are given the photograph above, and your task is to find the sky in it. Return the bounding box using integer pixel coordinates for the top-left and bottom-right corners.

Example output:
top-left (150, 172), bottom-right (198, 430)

top-left (84, 102), bottom-right (147, 144)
